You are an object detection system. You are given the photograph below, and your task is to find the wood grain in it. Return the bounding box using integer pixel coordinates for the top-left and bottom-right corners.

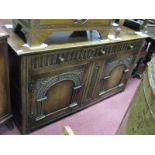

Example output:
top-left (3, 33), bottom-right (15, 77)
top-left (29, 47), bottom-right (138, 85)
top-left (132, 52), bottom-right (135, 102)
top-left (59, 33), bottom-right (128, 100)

top-left (7, 24), bottom-right (145, 134)
top-left (0, 27), bottom-right (13, 129)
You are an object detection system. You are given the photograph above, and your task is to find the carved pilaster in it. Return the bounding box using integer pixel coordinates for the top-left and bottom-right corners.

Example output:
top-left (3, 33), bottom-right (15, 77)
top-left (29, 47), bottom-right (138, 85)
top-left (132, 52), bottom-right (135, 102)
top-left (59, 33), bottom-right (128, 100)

top-left (87, 64), bottom-right (100, 99)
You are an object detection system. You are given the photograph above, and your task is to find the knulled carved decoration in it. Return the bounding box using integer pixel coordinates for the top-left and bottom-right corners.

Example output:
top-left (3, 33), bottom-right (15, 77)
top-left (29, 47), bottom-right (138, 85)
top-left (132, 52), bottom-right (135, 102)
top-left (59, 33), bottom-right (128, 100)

top-left (35, 70), bottom-right (83, 120)
top-left (36, 71), bottom-right (82, 100)
top-left (30, 47), bottom-right (101, 69)
top-left (30, 41), bottom-right (142, 70)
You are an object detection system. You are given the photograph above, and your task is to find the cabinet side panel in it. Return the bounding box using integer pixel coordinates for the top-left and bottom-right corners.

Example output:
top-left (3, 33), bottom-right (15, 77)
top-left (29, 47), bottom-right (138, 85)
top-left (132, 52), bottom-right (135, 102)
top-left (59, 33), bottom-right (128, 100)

top-left (0, 42), bottom-right (9, 118)
top-left (9, 46), bottom-right (22, 127)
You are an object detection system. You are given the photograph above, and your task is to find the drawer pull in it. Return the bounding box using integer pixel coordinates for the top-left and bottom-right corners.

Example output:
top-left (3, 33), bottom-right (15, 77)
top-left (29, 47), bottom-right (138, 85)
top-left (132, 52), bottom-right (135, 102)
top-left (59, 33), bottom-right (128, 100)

top-left (58, 56), bottom-right (65, 63)
top-left (128, 45), bottom-right (134, 50)
top-left (100, 50), bottom-right (106, 55)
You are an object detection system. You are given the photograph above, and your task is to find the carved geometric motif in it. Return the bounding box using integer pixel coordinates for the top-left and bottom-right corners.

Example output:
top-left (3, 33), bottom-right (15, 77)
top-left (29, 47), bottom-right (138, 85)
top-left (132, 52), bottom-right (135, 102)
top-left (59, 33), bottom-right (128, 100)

top-left (33, 70), bottom-right (84, 121)
top-left (30, 41), bottom-right (142, 69)
top-left (36, 70), bottom-right (83, 102)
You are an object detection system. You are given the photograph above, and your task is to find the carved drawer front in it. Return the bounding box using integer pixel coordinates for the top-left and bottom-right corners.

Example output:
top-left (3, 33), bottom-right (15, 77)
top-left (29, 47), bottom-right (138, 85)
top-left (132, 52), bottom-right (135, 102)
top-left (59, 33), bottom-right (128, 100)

top-left (101, 40), bottom-right (143, 56)
top-left (30, 40), bottom-right (142, 70)
top-left (30, 46), bottom-right (105, 69)
top-left (29, 66), bottom-right (86, 128)
top-left (99, 56), bottom-right (135, 96)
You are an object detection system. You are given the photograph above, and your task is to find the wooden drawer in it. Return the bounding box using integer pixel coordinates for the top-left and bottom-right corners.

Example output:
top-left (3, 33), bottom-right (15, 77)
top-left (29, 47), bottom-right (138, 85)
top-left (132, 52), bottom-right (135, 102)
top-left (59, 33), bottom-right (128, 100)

top-left (28, 39), bottom-right (144, 71)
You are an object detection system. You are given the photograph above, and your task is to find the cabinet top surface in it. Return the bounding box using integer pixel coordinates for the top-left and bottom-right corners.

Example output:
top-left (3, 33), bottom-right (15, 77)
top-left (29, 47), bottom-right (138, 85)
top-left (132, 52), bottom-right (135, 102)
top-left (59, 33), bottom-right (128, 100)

top-left (0, 27), bottom-right (8, 39)
top-left (5, 25), bottom-right (147, 56)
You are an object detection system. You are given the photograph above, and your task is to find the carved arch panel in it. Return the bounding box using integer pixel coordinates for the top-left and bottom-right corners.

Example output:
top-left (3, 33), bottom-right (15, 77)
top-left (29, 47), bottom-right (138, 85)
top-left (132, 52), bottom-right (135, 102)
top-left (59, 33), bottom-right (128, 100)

top-left (36, 72), bottom-right (82, 101)
top-left (33, 71), bottom-right (83, 121)
top-left (100, 56), bottom-right (134, 93)
top-left (104, 58), bottom-right (132, 77)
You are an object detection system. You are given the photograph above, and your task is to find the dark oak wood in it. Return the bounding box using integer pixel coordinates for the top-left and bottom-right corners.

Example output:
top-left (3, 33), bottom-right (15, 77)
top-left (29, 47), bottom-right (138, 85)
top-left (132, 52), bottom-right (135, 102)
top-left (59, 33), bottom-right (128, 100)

top-left (0, 27), bottom-right (13, 130)
top-left (6, 25), bottom-right (146, 134)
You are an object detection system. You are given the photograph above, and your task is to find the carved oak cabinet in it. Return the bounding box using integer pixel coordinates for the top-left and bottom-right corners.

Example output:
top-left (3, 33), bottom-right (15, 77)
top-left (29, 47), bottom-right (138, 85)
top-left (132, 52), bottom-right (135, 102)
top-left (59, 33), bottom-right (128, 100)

top-left (7, 26), bottom-right (145, 134)
top-left (0, 27), bottom-right (13, 129)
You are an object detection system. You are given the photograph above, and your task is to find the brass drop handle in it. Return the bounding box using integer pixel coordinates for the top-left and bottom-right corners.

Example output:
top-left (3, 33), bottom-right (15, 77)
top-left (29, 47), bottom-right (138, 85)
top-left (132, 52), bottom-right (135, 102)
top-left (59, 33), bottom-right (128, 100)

top-left (58, 56), bottom-right (65, 63)
top-left (128, 45), bottom-right (134, 50)
top-left (72, 19), bottom-right (88, 24)
top-left (100, 50), bottom-right (106, 55)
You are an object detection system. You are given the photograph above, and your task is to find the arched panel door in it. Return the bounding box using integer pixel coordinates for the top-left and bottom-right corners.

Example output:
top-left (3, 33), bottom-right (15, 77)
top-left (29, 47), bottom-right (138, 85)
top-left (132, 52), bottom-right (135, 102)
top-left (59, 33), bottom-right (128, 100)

top-left (31, 71), bottom-right (83, 122)
top-left (103, 64), bottom-right (125, 91)
top-left (99, 58), bottom-right (133, 96)
top-left (45, 80), bottom-right (74, 114)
